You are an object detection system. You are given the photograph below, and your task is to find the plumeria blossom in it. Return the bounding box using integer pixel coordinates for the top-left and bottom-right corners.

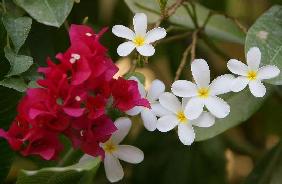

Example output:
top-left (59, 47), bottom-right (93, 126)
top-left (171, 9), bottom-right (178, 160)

top-left (227, 47), bottom-right (280, 97)
top-left (112, 13), bottom-right (166, 56)
top-left (126, 77), bottom-right (169, 131)
top-left (79, 117), bottom-right (144, 183)
top-left (172, 59), bottom-right (234, 120)
top-left (156, 92), bottom-right (215, 145)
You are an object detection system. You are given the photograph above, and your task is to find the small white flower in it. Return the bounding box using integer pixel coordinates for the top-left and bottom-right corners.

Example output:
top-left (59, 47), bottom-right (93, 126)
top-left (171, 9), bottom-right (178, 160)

top-left (227, 47), bottom-right (280, 97)
top-left (79, 117), bottom-right (144, 183)
top-left (112, 13), bottom-right (166, 57)
top-left (172, 59), bottom-right (234, 119)
top-left (126, 77), bottom-right (169, 131)
top-left (156, 92), bottom-right (215, 145)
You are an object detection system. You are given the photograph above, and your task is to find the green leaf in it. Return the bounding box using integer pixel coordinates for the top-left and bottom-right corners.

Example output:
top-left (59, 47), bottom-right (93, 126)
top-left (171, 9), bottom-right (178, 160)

top-left (2, 15), bottom-right (32, 53)
top-left (125, 72), bottom-right (146, 85)
top-left (0, 77), bottom-right (27, 92)
top-left (14, 0), bottom-right (75, 27)
top-left (245, 5), bottom-right (282, 85)
top-left (244, 141), bottom-right (282, 184)
top-left (16, 157), bottom-right (101, 184)
top-left (4, 47), bottom-right (33, 77)
top-left (195, 89), bottom-right (267, 141)
top-left (124, 0), bottom-right (245, 44)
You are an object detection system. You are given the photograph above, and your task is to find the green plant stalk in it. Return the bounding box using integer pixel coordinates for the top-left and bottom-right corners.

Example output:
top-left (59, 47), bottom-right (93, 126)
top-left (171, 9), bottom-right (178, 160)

top-left (57, 148), bottom-right (84, 167)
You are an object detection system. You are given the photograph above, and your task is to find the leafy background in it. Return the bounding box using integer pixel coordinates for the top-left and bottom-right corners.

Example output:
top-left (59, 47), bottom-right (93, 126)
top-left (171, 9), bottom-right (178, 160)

top-left (0, 0), bottom-right (282, 183)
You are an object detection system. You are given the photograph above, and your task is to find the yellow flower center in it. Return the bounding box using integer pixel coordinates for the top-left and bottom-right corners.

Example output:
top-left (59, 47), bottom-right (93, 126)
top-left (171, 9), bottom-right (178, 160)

top-left (133, 36), bottom-right (145, 46)
top-left (104, 141), bottom-right (117, 154)
top-left (197, 88), bottom-right (210, 98)
top-left (247, 70), bottom-right (257, 80)
top-left (177, 111), bottom-right (187, 124)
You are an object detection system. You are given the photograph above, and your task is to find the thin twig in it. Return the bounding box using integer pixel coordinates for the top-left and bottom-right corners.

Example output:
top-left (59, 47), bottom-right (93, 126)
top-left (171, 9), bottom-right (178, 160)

top-left (174, 44), bottom-right (192, 81)
top-left (201, 35), bottom-right (230, 60)
top-left (155, 0), bottom-right (186, 27)
top-left (211, 11), bottom-right (247, 34)
top-left (158, 32), bottom-right (191, 44)
top-left (190, 30), bottom-right (199, 61)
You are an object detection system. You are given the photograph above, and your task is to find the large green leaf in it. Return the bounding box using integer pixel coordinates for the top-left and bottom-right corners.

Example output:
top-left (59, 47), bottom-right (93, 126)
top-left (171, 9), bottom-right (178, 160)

top-left (245, 5), bottom-right (282, 85)
top-left (14, 0), bottom-right (75, 27)
top-left (124, 0), bottom-right (245, 44)
top-left (195, 89), bottom-right (267, 141)
top-left (16, 157), bottom-right (101, 184)
top-left (244, 142), bottom-right (282, 184)
top-left (2, 15), bottom-right (32, 53)
top-left (0, 77), bottom-right (27, 92)
top-left (4, 47), bottom-right (33, 77)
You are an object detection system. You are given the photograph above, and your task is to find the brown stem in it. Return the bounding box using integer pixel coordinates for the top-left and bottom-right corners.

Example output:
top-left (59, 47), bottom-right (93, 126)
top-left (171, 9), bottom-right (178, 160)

top-left (158, 32), bottom-right (192, 44)
top-left (155, 0), bottom-right (186, 27)
top-left (190, 29), bottom-right (199, 62)
top-left (174, 44), bottom-right (192, 81)
top-left (211, 11), bottom-right (247, 34)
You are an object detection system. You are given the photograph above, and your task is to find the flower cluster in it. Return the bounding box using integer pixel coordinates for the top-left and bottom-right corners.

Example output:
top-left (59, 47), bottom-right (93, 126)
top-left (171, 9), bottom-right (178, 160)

top-left (0, 24), bottom-right (149, 161)
top-left (124, 49), bottom-right (279, 148)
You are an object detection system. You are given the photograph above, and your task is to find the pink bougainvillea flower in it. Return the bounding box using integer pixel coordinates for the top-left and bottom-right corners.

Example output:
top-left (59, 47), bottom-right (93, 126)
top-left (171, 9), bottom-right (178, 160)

top-left (64, 115), bottom-right (117, 158)
top-left (111, 77), bottom-right (150, 112)
top-left (21, 128), bottom-right (63, 160)
top-left (0, 116), bottom-right (29, 150)
top-left (56, 42), bottom-right (92, 86)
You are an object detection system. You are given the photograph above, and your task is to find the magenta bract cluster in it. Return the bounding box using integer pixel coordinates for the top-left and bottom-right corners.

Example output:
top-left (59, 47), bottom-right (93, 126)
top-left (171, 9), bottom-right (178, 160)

top-left (0, 25), bottom-right (149, 160)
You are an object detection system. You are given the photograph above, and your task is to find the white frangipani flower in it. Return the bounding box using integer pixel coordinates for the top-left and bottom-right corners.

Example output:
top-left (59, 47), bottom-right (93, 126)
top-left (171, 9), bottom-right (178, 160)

top-left (156, 92), bottom-right (215, 145)
top-left (112, 13), bottom-right (166, 57)
top-left (79, 117), bottom-right (144, 183)
top-left (126, 77), bottom-right (169, 131)
top-left (227, 47), bottom-right (280, 97)
top-left (172, 59), bottom-right (234, 120)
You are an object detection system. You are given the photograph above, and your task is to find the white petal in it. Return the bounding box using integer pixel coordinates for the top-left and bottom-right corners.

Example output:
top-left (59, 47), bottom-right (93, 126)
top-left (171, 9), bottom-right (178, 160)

top-left (112, 25), bottom-right (135, 40)
top-left (204, 96), bottom-right (230, 118)
top-left (112, 117), bottom-right (132, 144)
top-left (177, 123), bottom-right (195, 145)
top-left (231, 76), bottom-right (249, 92)
top-left (182, 97), bottom-right (190, 109)
top-left (104, 153), bottom-right (124, 183)
top-left (191, 59), bottom-right (210, 87)
top-left (141, 108), bottom-right (157, 131)
top-left (136, 44), bottom-right (155, 56)
top-left (126, 106), bottom-right (143, 116)
top-left (191, 111), bottom-right (215, 127)
top-left (209, 74), bottom-right (235, 95)
top-left (249, 80), bottom-right (266, 97)
top-left (114, 145), bottom-right (144, 164)
top-left (151, 103), bottom-right (171, 117)
top-left (258, 65), bottom-right (280, 80)
top-left (247, 47), bottom-right (261, 70)
top-left (159, 92), bottom-right (182, 114)
top-left (171, 80), bottom-right (197, 97)
top-left (145, 27), bottom-right (166, 43)
top-left (227, 59), bottom-right (248, 76)
top-left (133, 13), bottom-right (147, 36)
top-left (117, 41), bottom-right (135, 56)
top-left (147, 79), bottom-right (165, 102)
top-left (184, 97), bottom-right (204, 120)
top-left (157, 115), bottom-right (179, 132)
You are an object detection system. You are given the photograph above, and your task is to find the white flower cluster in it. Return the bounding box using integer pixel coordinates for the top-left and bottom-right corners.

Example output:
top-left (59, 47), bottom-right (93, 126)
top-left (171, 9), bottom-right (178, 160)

top-left (80, 13), bottom-right (280, 183)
